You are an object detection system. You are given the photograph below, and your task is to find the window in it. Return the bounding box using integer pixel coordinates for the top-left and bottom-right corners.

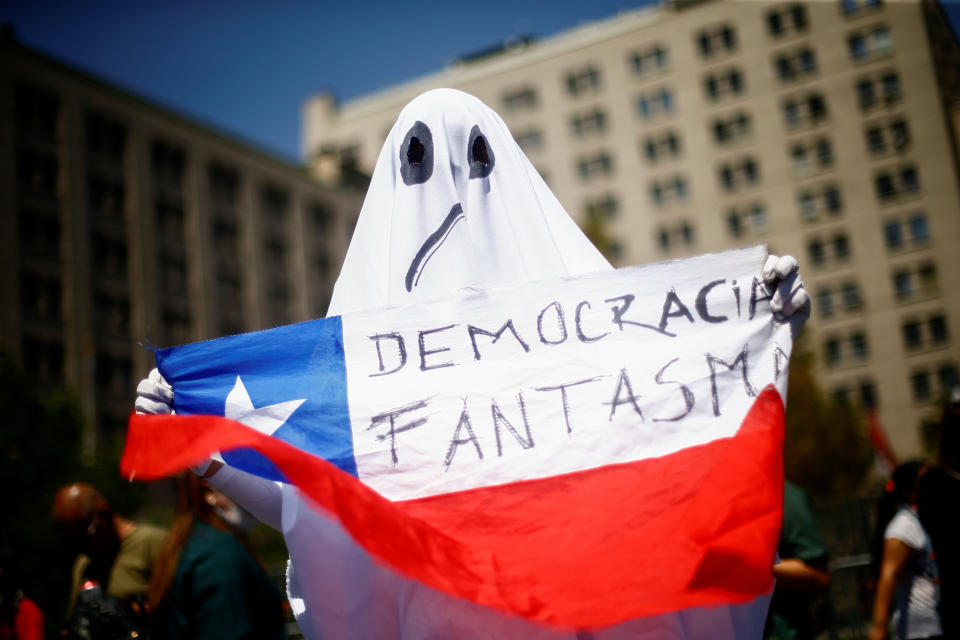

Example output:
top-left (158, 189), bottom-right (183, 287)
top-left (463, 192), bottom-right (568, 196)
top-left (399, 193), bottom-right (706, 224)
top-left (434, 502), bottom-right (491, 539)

top-left (650, 175), bottom-right (688, 207)
top-left (774, 47), bottom-right (818, 82)
top-left (790, 138), bottom-right (834, 176)
top-left (824, 331), bottom-right (870, 366)
top-left (849, 26), bottom-right (893, 61)
top-left (911, 370), bottom-right (932, 401)
top-left (20, 272), bottom-right (62, 322)
top-left (93, 290), bottom-right (129, 335)
top-left (798, 183), bottom-right (844, 221)
top-left (17, 148), bottom-right (58, 200)
top-left (725, 203), bottom-right (768, 238)
top-left (629, 45), bottom-right (669, 77)
top-left (939, 365), bottom-right (959, 394)
top-left (85, 112), bottom-right (126, 167)
top-left (817, 288), bottom-right (835, 317)
top-left (87, 174), bottom-right (124, 221)
top-left (22, 336), bottom-right (64, 384)
top-left (841, 282), bottom-right (862, 309)
top-left (565, 66), bottom-right (602, 96)
top-left (718, 157), bottom-right (760, 192)
top-left (503, 86), bottom-right (538, 111)
top-left (703, 67), bottom-right (746, 101)
top-left (711, 112), bottom-right (752, 145)
top-left (584, 194), bottom-right (619, 220)
top-left (16, 83), bottom-right (59, 142)
top-left (842, 0), bottom-right (884, 17)
top-left (635, 88), bottom-right (674, 121)
top-left (807, 231), bottom-right (852, 265)
top-left (817, 281), bottom-right (864, 318)
top-left (571, 108), bottom-right (607, 136)
top-left (308, 201), bottom-right (333, 232)
top-left (857, 70), bottom-right (901, 110)
top-left (151, 141), bottom-right (185, 192)
top-left (209, 163), bottom-right (239, 209)
top-left (697, 24), bottom-right (737, 57)
top-left (515, 128), bottom-right (544, 153)
top-left (656, 221), bottom-right (696, 252)
top-left (874, 164), bottom-right (920, 202)
top-left (767, 4), bottom-right (808, 37)
top-left (576, 151), bottom-right (614, 181)
top-left (902, 320), bottom-right (923, 349)
top-left (859, 380), bottom-right (877, 408)
top-left (782, 93), bottom-right (828, 129)
top-left (884, 212), bottom-right (929, 251)
top-left (643, 130), bottom-right (682, 164)
top-left (892, 261), bottom-right (938, 301)
top-left (930, 315), bottom-right (949, 345)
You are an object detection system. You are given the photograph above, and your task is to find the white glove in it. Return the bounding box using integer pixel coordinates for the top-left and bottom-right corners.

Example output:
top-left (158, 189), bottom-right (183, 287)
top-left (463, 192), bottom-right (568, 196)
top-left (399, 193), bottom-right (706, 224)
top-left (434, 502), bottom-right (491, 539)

top-left (135, 368), bottom-right (174, 414)
top-left (762, 254), bottom-right (811, 322)
top-left (135, 368), bottom-right (214, 476)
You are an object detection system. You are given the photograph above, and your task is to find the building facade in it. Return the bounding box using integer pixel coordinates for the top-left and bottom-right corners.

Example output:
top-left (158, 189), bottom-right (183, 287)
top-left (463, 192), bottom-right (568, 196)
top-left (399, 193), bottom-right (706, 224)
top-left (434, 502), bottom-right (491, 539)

top-left (0, 33), bottom-right (365, 457)
top-left (303, 0), bottom-right (960, 459)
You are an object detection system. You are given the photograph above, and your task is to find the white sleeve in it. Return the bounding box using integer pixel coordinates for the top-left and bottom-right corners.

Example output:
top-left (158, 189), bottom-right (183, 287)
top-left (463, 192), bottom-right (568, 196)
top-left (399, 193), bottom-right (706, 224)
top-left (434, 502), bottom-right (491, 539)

top-left (207, 464), bottom-right (284, 531)
top-left (884, 509), bottom-right (925, 550)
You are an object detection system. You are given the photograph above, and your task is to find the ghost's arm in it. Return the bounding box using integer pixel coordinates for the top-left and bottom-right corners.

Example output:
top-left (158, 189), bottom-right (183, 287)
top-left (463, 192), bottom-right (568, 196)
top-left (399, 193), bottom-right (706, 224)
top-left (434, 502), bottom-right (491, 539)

top-left (205, 463), bottom-right (284, 531)
top-left (135, 369), bottom-right (284, 531)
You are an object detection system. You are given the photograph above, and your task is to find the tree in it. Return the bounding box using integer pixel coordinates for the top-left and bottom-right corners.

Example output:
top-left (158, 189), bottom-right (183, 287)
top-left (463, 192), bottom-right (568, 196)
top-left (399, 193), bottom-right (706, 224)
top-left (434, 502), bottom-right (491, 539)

top-left (783, 334), bottom-right (874, 499)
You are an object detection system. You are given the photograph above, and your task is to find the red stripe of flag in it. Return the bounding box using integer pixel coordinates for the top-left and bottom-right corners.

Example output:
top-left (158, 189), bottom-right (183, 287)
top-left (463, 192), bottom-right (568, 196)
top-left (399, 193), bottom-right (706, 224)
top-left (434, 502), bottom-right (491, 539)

top-left (122, 385), bottom-right (784, 628)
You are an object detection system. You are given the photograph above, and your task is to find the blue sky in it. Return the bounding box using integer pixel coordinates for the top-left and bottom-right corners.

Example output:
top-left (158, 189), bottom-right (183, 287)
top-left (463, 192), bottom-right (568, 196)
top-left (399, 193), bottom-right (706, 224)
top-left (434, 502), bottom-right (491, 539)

top-left (3, 1), bottom-right (960, 162)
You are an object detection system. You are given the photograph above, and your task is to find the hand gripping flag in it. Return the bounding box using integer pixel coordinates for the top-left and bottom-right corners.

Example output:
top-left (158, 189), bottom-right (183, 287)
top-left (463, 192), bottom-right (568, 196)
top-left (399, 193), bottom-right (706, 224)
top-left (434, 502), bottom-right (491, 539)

top-left (123, 245), bottom-right (792, 638)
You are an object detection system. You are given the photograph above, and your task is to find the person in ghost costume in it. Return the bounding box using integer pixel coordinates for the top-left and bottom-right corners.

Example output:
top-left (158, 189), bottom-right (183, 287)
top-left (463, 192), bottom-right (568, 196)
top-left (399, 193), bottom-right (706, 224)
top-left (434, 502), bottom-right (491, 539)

top-left (136, 88), bottom-right (810, 639)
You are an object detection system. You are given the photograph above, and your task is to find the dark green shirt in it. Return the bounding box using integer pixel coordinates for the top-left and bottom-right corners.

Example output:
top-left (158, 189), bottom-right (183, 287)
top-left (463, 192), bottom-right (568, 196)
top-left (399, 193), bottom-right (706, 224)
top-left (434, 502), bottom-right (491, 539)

top-left (765, 481), bottom-right (829, 640)
top-left (155, 522), bottom-right (285, 640)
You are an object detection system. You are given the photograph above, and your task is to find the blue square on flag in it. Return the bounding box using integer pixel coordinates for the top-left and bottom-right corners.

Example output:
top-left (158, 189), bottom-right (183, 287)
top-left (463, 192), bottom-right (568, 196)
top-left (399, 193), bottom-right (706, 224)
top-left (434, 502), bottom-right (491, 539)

top-left (155, 316), bottom-right (355, 480)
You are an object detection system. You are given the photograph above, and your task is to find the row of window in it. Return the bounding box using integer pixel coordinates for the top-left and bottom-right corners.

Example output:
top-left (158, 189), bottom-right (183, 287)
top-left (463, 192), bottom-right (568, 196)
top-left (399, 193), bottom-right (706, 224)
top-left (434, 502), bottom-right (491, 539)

top-left (824, 330), bottom-right (870, 366)
top-left (816, 282), bottom-right (862, 317)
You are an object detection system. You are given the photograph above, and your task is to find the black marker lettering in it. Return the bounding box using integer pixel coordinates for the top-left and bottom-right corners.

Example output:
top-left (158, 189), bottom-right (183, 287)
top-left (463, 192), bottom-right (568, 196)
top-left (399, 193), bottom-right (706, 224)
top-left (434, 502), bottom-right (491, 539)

top-left (695, 279), bottom-right (728, 324)
top-left (468, 320), bottom-right (529, 360)
top-left (653, 357), bottom-right (695, 422)
top-left (367, 399), bottom-right (430, 464)
top-left (492, 393), bottom-right (534, 456)
top-left (537, 301), bottom-right (568, 345)
top-left (604, 368), bottom-right (644, 422)
top-left (604, 294), bottom-right (673, 337)
top-left (575, 301), bottom-right (609, 343)
top-left (418, 324), bottom-right (458, 371)
top-left (706, 345), bottom-right (757, 417)
top-left (658, 289), bottom-right (695, 333)
top-left (748, 276), bottom-right (772, 320)
top-left (369, 333), bottom-right (407, 377)
top-left (732, 280), bottom-right (741, 318)
top-left (773, 344), bottom-right (790, 380)
top-left (444, 401), bottom-right (483, 469)
top-left (535, 377), bottom-right (602, 435)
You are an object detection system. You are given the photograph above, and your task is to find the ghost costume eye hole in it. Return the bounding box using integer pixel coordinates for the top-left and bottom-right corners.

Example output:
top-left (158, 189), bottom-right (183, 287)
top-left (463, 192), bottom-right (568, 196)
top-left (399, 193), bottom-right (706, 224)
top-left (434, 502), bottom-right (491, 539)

top-left (468, 125), bottom-right (495, 179)
top-left (399, 121), bottom-right (433, 185)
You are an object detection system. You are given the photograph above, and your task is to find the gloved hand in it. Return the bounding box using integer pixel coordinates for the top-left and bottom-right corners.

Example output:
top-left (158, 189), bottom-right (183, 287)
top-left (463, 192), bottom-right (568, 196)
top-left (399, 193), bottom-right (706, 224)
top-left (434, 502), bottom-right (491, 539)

top-left (135, 368), bottom-right (173, 414)
top-left (762, 254), bottom-right (811, 322)
top-left (134, 369), bottom-right (216, 476)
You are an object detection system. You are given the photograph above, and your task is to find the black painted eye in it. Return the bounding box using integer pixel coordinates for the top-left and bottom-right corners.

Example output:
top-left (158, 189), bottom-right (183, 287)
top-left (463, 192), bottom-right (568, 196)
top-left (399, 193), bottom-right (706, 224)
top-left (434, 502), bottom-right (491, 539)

top-left (468, 125), bottom-right (495, 179)
top-left (400, 121), bottom-right (433, 185)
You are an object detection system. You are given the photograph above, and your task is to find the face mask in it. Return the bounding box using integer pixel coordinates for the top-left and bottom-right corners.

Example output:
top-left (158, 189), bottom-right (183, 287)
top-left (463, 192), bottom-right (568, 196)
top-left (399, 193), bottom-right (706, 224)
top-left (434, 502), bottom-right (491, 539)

top-left (213, 502), bottom-right (259, 534)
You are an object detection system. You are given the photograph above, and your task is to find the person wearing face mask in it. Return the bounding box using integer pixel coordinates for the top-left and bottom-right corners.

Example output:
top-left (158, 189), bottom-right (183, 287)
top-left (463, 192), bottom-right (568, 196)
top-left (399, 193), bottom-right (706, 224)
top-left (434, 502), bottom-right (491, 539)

top-left (147, 473), bottom-right (285, 640)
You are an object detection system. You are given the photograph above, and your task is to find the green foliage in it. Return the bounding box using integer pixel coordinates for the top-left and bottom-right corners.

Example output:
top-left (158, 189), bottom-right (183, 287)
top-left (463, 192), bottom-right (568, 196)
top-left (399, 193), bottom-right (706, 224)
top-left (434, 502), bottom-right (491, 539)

top-left (0, 351), bottom-right (148, 629)
top-left (783, 334), bottom-right (874, 500)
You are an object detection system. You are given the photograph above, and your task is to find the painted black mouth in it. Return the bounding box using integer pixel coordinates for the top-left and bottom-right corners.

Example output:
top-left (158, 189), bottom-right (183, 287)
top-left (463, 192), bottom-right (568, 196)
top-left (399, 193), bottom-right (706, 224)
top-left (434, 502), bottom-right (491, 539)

top-left (405, 203), bottom-right (466, 292)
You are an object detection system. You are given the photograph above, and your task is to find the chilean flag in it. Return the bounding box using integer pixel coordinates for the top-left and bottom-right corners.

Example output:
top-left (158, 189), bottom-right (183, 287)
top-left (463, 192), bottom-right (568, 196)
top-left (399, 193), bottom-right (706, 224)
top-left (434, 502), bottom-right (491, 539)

top-left (123, 246), bottom-right (791, 637)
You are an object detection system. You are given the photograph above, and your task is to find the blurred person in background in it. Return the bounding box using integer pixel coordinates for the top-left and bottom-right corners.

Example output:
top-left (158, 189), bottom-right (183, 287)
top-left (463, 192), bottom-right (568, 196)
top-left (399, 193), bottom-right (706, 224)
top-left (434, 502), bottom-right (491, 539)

top-left (51, 482), bottom-right (166, 637)
top-left (764, 480), bottom-right (830, 640)
top-left (917, 390), bottom-right (960, 637)
top-left (0, 554), bottom-right (44, 640)
top-left (147, 473), bottom-right (285, 640)
top-left (868, 461), bottom-right (941, 640)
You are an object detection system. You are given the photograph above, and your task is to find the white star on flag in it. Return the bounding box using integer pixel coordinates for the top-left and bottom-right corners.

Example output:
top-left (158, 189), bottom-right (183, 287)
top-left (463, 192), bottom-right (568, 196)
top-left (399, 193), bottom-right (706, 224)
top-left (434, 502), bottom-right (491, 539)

top-left (224, 375), bottom-right (306, 436)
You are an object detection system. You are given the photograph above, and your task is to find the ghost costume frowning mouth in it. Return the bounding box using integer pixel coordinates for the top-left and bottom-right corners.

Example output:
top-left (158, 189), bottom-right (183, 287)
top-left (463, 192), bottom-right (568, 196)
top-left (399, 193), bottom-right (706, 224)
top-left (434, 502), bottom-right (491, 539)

top-left (327, 88), bottom-right (612, 316)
